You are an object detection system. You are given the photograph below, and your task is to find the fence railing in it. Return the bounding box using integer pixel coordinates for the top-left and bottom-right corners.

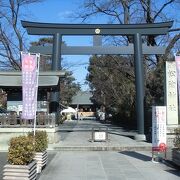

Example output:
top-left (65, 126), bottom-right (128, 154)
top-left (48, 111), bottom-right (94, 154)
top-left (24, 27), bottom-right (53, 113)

top-left (0, 112), bottom-right (56, 128)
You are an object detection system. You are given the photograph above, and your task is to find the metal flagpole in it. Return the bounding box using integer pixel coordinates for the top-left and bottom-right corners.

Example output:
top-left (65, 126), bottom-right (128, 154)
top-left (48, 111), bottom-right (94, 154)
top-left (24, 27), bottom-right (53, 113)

top-left (33, 53), bottom-right (40, 136)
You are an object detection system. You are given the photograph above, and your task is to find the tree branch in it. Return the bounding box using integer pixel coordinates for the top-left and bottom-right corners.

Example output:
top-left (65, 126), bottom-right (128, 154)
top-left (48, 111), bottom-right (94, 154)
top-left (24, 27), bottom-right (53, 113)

top-left (153, 0), bottom-right (175, 21)
top-left (164, 33), bottom-right (180, 57)
top-left (169, 28), bottom-right (180, 32)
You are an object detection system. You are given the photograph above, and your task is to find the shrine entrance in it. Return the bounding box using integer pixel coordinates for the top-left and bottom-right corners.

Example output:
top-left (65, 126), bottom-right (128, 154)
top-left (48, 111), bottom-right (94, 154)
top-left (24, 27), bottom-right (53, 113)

top-left (22, 21), bottom-right (173, 141)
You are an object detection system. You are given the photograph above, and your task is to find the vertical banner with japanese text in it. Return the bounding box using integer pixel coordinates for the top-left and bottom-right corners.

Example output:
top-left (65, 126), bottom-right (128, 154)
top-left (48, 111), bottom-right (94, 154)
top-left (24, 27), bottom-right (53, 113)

top-left (152, 106), bottom-right (166, 152)
top-left (165, 61), bottom-right (178, 125)
top-left (175, 55), bottom-right (180, 115)
top-left (21, 53), bottom-right (39, 120)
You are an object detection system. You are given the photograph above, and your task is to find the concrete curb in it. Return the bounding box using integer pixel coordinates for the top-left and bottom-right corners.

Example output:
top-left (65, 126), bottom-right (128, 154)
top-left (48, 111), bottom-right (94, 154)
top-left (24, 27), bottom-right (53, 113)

top-left (53, 146), bottom-right (152, 151)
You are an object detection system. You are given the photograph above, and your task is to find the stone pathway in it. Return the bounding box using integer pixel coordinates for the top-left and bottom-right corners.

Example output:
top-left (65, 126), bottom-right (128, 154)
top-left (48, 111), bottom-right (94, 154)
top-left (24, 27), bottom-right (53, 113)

top-left (49, 119), bottom-right (152, 151)
top-left (39, 151), bottom-right (180, 180)
top-left (1, 119), bottom-right (179, 180)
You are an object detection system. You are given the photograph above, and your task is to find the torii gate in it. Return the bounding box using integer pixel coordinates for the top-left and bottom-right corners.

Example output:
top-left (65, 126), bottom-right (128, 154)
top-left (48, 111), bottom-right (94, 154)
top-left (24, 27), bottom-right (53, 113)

top-left (22, 21), bottom-right (173, 141)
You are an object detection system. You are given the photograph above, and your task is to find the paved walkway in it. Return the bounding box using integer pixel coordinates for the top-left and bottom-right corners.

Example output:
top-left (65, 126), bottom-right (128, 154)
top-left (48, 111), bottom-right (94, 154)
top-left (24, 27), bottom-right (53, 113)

top-left (0, 152), bottom-right (7, 180)
top-left (38, 119), bottom-right (180, 180)
top-left (49, 119), bottom-right (152, 151)
top-left (1, 119), bottom-right (179, 180)
top-left (39, 151), bottom-right (180, 180)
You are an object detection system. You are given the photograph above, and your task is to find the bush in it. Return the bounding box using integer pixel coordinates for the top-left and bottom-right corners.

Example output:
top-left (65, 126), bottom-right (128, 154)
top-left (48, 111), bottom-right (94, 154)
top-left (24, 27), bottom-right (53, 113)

top-left (174, 128), bottom-right (180, 150)
top-left (8, 136), bottom-right (34, 165)
top-left (28, 130), bottom-right (48, 152)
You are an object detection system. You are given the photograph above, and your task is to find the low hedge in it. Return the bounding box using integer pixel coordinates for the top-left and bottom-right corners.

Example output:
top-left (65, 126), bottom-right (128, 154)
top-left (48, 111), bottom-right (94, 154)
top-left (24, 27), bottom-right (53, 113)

top-left (8, 135), bottom-right (34, 165)
top-left (28, 130), bottom-right (48, 152)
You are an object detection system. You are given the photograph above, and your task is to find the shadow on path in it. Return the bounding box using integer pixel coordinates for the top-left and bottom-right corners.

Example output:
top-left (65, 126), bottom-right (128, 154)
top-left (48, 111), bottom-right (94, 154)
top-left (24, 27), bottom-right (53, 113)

top-left (0, 152), bottom-right (7, 180)
top-left (165, 169), bottom-right (180, 177)
top-left (108, 131), bottom-right (135, 139)
top-left (119, 151), bottom-right (151, 161)
top-left (37, 152), bottom-right (57, 179)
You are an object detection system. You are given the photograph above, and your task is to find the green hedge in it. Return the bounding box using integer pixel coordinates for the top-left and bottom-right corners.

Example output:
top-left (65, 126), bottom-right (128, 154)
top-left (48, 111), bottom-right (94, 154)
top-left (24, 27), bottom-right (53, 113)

top-left (28, 130), bottom-right (48, 152)
top-left (174, 128), bottom-right (180, 150)
top-left (8, 136), bottom-right (34, 165)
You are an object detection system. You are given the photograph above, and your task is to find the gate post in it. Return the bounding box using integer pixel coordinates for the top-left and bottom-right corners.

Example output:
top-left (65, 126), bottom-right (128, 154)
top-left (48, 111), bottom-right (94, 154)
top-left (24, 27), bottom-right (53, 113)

top-left (134, 33), bottom-right (146, 141)
top-left (49, 33), bottom-right (62, 122)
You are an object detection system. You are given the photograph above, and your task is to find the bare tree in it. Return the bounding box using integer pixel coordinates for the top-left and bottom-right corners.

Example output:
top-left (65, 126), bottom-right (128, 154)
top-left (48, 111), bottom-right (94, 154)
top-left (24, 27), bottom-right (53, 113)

top-left (75, 0), bottom-right (180, 121)
top-left (0, 0), bottom-right (43, 70)
top-left (75, 0), bottom-right (180, 59)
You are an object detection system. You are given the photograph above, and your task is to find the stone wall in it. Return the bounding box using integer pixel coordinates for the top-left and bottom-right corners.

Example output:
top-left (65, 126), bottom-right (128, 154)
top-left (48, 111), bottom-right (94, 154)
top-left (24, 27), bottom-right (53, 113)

top-left (166, 125), bottom-right (180, 148)
top-left (0, 127), bottom-right (60, 151)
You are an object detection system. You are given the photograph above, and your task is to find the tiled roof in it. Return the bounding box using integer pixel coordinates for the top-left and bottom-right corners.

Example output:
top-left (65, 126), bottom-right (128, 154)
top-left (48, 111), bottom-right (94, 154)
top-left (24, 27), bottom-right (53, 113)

top-left (71, 91), bottom-right (93, 105)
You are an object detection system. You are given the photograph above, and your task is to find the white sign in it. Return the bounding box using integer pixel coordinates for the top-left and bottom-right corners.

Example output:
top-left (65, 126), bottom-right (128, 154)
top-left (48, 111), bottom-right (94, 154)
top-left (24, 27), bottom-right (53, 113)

top-left (94, 132), bottom-right (106, 141)
top-left (152, 106), bottom-right (166, 151)
top-left (166, 61), bottom-right (178, 125)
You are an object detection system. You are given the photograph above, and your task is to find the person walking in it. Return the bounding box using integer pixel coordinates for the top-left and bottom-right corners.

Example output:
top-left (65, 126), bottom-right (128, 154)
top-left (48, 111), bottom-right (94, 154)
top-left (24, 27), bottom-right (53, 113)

top-left (79, 113), bottom-right (83, 120)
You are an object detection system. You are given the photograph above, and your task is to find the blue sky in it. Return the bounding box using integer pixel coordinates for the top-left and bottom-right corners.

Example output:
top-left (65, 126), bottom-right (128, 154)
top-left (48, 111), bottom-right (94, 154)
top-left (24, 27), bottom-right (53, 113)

top-left (22, 0), bottom-right (107, 90)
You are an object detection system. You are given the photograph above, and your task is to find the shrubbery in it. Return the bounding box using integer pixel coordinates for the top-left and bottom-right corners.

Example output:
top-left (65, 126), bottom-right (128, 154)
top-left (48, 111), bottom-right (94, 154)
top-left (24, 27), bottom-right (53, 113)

top-left (174, 128), bottom-right (180, 150)
top-left (8, 136), bottom-right (34, 165)
top-left (28, 130), bottom-right (48, 152)
top-left (7, 130), bottom-right (48, 165)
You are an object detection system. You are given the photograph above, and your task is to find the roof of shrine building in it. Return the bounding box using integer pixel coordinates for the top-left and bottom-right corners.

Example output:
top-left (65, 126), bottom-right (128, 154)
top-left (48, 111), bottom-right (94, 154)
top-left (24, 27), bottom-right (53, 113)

top-left (71, 91), bottom-right (93, 105)
top-left (0, 71), bottom-right (65, 89)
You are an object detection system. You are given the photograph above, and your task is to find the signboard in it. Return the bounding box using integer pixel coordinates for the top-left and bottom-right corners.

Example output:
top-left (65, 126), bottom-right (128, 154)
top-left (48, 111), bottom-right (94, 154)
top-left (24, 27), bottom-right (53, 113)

top-left (165, 61), bottom-right (178, 125)
top-left (94, 132), bottom-right (106, 141)
top-left (152, 106), bottom-right (166, 152)
top-left (21, 53), bottom-right (39, 119)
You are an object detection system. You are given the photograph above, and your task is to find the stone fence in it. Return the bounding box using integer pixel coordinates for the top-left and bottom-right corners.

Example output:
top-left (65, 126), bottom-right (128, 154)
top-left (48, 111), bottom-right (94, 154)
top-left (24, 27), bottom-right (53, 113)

top-left (0, 112), bottom-right (56, 128)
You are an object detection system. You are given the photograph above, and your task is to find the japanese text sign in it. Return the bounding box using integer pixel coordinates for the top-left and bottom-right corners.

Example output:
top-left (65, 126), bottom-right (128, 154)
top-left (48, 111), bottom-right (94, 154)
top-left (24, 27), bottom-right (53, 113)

top-left (175, 56), bottom-right (180, 112)
top-left (152, 106), bottom-right (166, 152)
top-left (165, 61), bottom-right (178, 125)
top-left (21, 53), bottom-right (38, 119)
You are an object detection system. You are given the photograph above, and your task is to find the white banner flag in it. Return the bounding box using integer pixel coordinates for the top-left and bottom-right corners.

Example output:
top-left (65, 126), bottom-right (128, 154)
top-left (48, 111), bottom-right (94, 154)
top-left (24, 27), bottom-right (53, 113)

top-left (21, 53), bottom-right (39, 120)
top-left (152, 106), bottom-right (166, 152)
top-left (175, 55), bottom-right (180, 112)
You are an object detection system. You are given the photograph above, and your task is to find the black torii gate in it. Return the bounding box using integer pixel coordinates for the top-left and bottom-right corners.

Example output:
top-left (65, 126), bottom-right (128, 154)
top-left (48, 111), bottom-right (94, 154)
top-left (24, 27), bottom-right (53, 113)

top-left (22, 21), bottom-right (173, 141)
